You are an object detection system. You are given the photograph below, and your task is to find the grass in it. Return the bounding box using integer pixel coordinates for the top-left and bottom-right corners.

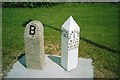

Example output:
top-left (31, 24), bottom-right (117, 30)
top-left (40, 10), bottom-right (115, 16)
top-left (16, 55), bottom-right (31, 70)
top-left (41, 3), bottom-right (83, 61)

top-left (2, 3), bottom-right (119, 78)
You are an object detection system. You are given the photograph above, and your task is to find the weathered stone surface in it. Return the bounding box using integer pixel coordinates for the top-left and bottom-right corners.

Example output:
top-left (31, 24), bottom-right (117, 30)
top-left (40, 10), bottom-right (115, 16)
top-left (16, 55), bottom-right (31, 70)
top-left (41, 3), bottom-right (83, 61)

top-left (24, 20), bottom-right (45, 69)
top-left (61, 16), bottom-right (80, 71)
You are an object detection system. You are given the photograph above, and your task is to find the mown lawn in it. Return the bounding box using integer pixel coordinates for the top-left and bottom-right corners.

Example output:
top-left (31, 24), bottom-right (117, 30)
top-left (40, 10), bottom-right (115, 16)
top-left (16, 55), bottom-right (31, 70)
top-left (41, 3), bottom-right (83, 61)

top-left (2, 3), bottom-right (119, 78)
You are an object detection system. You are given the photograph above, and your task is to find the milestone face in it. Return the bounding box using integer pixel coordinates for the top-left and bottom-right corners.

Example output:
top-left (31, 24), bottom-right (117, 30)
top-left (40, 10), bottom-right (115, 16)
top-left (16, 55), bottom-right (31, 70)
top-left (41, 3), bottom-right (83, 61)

top-left (61, 29), bottom-right (79, 51)
top-left (68, 30), bottom-right (79, 51)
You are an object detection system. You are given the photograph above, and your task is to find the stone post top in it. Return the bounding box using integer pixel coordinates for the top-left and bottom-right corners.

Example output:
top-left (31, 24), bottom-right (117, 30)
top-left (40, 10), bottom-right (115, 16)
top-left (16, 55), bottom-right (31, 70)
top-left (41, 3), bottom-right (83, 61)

top-left (24, 20), bottom-right (44, 38)
top-left (62, 16), bottom-right (80, 31)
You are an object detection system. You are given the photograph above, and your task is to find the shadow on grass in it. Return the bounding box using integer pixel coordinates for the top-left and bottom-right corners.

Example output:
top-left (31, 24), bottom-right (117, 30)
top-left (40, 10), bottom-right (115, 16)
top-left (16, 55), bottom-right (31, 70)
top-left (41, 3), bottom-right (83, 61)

top-left (43, 23), bottom-right (119, 54)
top-left (22, 20), bottom-right (119, 54)
top-left (22, 19), bottom-right (33, 27)
top-left (80, 37), bottom-right (119, 54)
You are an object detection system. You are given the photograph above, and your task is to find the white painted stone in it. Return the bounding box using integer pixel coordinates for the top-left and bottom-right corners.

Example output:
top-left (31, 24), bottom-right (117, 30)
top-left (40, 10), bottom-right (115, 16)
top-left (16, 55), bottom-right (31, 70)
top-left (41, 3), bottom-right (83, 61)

top-left (61, 16), bottom-right (80, 71)
top-left (24, 20), bottom-right (45, 70)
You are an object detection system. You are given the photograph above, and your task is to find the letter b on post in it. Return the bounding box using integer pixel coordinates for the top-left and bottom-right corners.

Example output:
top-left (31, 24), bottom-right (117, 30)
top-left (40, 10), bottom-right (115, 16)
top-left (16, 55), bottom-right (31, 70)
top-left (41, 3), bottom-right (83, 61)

top-left (29, 25), bottom-right (36, 35)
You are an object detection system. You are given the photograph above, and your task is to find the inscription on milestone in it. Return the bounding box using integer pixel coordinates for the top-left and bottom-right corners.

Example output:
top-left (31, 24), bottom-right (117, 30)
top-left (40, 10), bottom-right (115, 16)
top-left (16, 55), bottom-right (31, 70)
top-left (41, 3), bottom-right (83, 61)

top-left (62, 29), bottom-right (79, 51)
top-left (68, 30), bottom-right (79, 51)
top-left (61, 29), bottom-right (68, 39)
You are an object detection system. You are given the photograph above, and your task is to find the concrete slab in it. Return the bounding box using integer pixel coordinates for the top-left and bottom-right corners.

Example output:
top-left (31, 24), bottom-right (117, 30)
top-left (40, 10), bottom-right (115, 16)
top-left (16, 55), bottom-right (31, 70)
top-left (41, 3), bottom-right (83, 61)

top-left (6, 55), bottom-right (94, 78)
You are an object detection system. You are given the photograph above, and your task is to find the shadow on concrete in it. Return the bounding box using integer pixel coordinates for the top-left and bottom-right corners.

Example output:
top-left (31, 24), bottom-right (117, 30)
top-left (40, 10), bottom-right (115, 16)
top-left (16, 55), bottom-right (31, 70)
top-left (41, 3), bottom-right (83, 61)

top-left (17, 54), bottom-right (66, 70)
top-left (43, 23), bottom-right (119, 54)
top-left (48, 55), bottom-right (67, 70)
top-left (17, 53), bottom-right (63, 69)
top-left (17, 53), bottom-right (26, 68)
top-left (48, 55), bottom-right (61, 67)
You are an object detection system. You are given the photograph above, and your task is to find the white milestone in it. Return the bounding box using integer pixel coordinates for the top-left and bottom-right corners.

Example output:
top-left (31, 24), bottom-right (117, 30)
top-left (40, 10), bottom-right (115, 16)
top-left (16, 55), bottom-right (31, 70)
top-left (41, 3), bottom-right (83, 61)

top-left (61, 16), bottom-right (80, 71)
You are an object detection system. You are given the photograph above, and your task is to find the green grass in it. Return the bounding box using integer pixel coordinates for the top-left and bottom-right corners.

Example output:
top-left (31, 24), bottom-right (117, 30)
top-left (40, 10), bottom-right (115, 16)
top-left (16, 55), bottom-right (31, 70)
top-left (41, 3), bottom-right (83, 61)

top-left (2, 3), bottom-right (119, 78)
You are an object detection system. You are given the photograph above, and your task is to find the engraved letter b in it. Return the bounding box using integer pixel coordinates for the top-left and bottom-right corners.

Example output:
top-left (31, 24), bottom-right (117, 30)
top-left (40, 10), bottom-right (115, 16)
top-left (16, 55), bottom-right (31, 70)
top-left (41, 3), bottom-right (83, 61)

top-left (29, 25), bottom-right (36, 35)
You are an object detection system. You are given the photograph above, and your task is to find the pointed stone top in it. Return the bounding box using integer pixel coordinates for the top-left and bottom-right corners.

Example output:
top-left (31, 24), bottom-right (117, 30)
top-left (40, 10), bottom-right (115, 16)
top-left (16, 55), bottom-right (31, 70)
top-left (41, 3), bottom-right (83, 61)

top-left (62, 16), bottom-right (80, 31)
top-left (69, 16), bottom-right (73, 19)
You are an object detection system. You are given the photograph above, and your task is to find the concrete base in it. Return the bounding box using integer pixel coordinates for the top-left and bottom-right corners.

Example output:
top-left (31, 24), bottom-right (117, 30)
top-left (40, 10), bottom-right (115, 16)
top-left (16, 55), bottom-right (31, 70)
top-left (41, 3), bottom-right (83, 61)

top-left (6, 55), bottom-right (94, 78)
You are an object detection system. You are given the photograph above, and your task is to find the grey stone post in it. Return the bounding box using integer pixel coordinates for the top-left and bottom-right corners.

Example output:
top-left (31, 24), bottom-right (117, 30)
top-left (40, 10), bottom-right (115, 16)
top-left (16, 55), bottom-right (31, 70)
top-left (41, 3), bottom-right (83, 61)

top-left (24, 20), bottom-right (45, 69)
